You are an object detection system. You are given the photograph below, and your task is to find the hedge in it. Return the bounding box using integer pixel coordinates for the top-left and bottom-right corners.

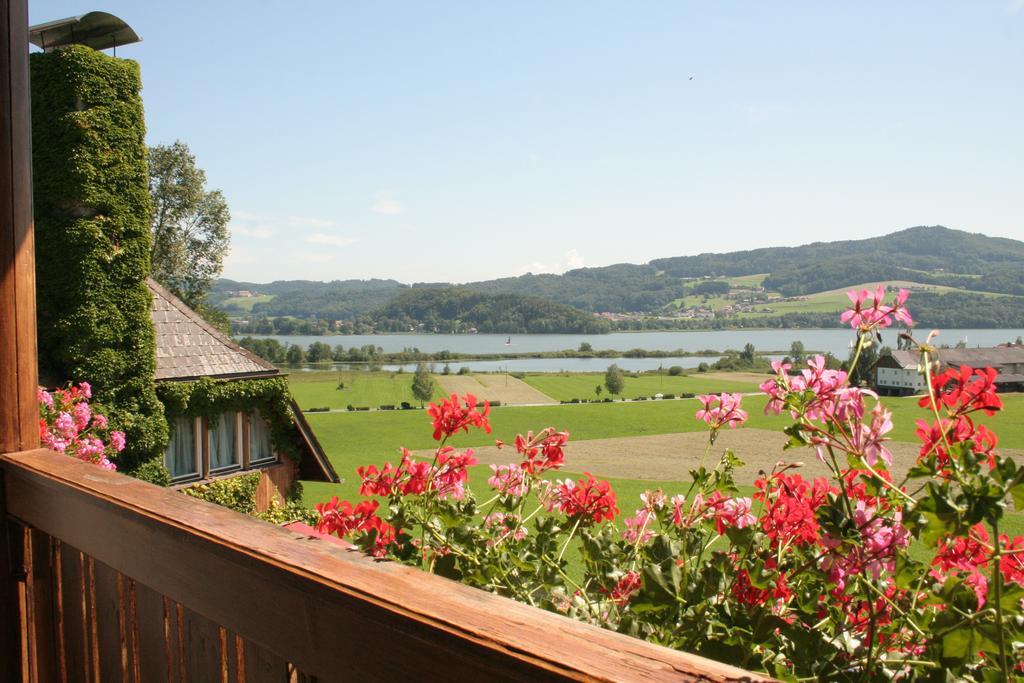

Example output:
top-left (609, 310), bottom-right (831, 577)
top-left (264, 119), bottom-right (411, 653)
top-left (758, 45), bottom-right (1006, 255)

top-left (31, 46), bottom-right (167, 472)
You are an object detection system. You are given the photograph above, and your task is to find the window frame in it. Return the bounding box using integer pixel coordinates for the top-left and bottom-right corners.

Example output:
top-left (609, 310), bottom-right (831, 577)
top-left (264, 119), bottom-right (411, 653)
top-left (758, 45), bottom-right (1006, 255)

top-left (166, 416), bottom-right (202, 484)
top-left (247, 410), bottom-right (278, 467)
top-left (207, 412), bottom-right (243, 476)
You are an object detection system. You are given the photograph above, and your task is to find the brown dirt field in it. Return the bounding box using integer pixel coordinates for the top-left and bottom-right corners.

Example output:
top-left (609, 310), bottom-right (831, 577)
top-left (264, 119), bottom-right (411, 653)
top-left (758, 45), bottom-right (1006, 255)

top-left (436, 373), bottom-right (556, 405)
top-left (414, 428), bottom-right (1024, 488)
top-left (697, 371), bottom-right (772, 386)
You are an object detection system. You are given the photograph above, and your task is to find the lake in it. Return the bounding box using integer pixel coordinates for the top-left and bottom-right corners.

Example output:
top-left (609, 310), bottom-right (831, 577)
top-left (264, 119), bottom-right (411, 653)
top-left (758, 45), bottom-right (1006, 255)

top-left (247, 328), bottom-right (1024, 360)
top-left (295, 355), bottom-right (789, 374)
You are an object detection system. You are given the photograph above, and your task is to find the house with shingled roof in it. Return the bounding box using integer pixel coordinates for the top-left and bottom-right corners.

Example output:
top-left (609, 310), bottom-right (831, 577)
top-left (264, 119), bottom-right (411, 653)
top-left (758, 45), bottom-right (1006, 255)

top-left (148, 278), bottom-right (338, 505)
top-left (873, 346), bottom-right (1024, 396)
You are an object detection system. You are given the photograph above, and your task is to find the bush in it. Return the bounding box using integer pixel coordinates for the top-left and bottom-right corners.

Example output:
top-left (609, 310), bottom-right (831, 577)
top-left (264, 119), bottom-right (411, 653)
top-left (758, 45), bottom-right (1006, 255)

top-left (400, 401), bottom-right (412, 410)
top-left (130, 456), bottom-right (170, 487)
top-left (570, 398), bottom-right (580, 404)
top-left (32, 46), bottom-right (167, 472)
top-left (458, 366), bottom-right (472, 375)
top-left (379, 405), bottom-right (395, 410)
top-left (356, 406), bottom-right (370, 411)
top-left (347, 404), bottom-right (355, 412)
top-left (510, 371), bottom-right (526, 379)
top-left (490, 401), bottom-right (501, 407)
top-left (680, 392), bottom-right (695, 398)
top-left (668, 366), bottom-right (684, 376)
top-left (663, 393), bottom-right (676, 399)
top-left (697, 363), bottom-right (709, 373)
top-left (307, 406), bottom-right (330, 413)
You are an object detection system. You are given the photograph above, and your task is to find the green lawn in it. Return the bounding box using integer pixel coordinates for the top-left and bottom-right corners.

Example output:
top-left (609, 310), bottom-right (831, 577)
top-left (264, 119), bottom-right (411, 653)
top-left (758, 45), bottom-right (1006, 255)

top-left (288, 371), bottom-right (445, 410)
top-left (220, 293), bottom-right (275, 311)
top-left (522, 372), bottom-right (763, 402)
top-left (299, 393), bottom-right (1024, 506)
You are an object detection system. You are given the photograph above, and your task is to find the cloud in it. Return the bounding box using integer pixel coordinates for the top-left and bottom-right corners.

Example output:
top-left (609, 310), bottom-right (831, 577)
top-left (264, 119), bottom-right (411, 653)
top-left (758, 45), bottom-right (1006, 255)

top-left (371, 191), bottom-right (403, 215)
top-left (232, 224), bottom-right (274, 239)
top-left (523, 249), bottom-right (586, 275)
top-left (305, 232), bottom-right (356, 248)
top-left (231, 211), bottom-right (340, 240)
top-left (295, 252), bottom-right (336, 263)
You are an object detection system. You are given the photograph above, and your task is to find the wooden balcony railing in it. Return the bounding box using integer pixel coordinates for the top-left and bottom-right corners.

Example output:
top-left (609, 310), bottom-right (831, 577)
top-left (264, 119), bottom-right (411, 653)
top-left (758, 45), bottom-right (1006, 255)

top-left (0, 1), bottom-right (769, 679)
top-left (1, 448), bottom-right (769, 682)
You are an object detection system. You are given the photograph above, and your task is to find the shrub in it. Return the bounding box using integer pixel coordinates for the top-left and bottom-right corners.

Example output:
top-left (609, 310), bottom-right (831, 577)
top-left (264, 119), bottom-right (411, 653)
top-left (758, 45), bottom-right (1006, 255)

top-left (379, 405), bottom-right (395, 411)
top-left (132, 456), bottom-right (171, 487)
top-left (697, 362), bottom-right (709, 373)
top-left (400, 401), bottom-right (412, 410)
top-left (510, 371), bottom-right (526, 379)
top-left (347, 404), bottom-right (355, 412)
top-left (663, 393), bottom-right (676, 400)
top-left (307, 406), bottom-right (330, 413)
top-left (490, 401), bottom-right (501, 407)
top-left (668, 365), bottom-right (684, 376)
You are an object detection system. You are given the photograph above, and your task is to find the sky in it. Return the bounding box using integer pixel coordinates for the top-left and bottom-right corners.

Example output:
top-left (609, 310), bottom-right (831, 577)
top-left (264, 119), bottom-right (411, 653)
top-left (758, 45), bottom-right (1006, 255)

top-left (31, 1), bottom-right (1024, 284)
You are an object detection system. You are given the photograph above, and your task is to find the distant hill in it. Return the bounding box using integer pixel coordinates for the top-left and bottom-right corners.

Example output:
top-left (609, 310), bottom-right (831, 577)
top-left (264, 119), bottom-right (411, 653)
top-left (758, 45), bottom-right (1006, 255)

top-left (214, 226), bottom-right (1024, 332)
top-left (650, 226), bottom-right (1024, 296)
top-left (370, 288), bottom-right (611, 334)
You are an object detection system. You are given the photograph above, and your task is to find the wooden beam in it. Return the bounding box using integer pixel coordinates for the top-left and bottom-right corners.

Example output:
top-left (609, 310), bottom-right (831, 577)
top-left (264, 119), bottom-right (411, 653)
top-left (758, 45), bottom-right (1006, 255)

top-left (0, 0), bottom-right (37, 454)
top-left (1, 0), bottom-right (36, 679)
top-left (2, 449), bottom-right (770, 682)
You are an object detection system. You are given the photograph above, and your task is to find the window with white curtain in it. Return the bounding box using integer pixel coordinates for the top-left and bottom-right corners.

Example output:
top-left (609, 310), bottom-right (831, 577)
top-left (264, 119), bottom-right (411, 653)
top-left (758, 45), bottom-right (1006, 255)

top-left (164, 417), bottom-right (199, 481)
top-left (209, 413), bottom-right (241, 472)
top-left (249, 410), bottom-right (276, 464)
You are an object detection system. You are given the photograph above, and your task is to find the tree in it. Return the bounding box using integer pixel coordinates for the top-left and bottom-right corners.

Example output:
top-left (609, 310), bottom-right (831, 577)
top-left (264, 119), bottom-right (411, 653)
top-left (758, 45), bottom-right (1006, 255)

top-left (578, 342), bottom-right (593, 353)
top-left (595, 384), bottom-right (603, 399)
top-left (412, 363), bottom-right (435, 406)
top-left (604, 364), bottom-right (625, 396)
top-left (286, 344), bottom-right (305, 365)
top-left (789, 340), bottom-right (806, 364)
top-left (306, 341), bottom-right (333, 363)
top-left (740, 343), bottom-right (756, 364)
top-left (148, 141), bottom-right (230, 309)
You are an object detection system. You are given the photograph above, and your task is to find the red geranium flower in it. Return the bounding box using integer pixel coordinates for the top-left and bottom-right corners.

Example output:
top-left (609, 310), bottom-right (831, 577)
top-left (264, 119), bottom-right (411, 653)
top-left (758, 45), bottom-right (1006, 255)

top-left (427, 393), bottom-right (491, 441)
top-left (556, 473), bottom-right (619, 524)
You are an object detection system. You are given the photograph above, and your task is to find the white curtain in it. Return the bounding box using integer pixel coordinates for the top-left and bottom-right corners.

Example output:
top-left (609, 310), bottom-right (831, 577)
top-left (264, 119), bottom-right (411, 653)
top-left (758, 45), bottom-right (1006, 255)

top-left (210, 413), bottom-right (238, 471)
top-left (249, 411), bottom-right (275, 463)
top-left (164, 417), bottom-right (197, 479)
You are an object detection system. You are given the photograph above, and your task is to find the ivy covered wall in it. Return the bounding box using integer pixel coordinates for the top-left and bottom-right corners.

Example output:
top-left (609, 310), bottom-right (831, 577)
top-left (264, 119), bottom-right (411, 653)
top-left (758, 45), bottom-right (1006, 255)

top-left (156, 376), bottom-right (302, 463)
top-left (31, 46), bottom-right (167, 471)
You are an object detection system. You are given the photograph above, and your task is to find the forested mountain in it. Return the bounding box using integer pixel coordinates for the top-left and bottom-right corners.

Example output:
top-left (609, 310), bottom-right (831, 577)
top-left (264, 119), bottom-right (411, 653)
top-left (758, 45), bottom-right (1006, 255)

top-left (453, 263), bottom-right (686, 312)
top-left (371, 289), bottom-right (611, 334)
top-left (213, 226), bottom-right (1024, 332)
top-left (651, 226), bottom-right (1024, 296)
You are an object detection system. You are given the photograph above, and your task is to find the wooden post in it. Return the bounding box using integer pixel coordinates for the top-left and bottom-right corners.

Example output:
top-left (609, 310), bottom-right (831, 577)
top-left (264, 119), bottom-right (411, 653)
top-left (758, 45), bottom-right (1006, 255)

top-left (1, 0), bottom-right (37, 679)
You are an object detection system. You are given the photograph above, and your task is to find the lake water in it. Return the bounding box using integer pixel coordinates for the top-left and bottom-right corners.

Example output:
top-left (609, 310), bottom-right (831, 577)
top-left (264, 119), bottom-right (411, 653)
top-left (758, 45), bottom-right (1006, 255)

top-left (249, 328), bottom-right (1024, 360)
top-left (297, 355), bottom-right (791, 374)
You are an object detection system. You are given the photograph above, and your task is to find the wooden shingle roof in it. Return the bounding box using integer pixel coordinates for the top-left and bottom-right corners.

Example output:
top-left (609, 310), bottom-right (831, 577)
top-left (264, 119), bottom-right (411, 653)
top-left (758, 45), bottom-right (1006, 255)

top-left (148, 278), bottom-right (278, 381)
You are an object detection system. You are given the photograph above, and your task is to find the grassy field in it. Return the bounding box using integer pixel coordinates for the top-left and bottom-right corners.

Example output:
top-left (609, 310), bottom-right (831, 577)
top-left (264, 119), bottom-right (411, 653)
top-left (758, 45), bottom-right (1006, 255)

top-left (220, 293), bottom-right (275, 311)
top-left (299, 393), bottom-right (1024, 505)
top-left (288, 371), bottom-right (445, 410)
top-left (521, 372), bottom-right (763, 402)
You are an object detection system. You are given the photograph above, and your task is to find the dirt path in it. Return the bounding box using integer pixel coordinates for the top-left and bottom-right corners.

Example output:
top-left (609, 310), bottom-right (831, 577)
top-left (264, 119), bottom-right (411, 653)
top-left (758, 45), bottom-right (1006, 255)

top-left (415, 428), bottom-right (1024, 488)
top-left (436, 373), bottom-right (556, 405)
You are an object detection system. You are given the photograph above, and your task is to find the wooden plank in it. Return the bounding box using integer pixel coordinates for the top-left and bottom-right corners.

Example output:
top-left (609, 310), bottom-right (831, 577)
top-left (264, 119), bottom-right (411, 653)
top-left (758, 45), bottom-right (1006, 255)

top-left (27, 528), bottom-right (59, 682)
top-left (91, 559), bottom-right (127, 683)
top-left (57, 542), bottom-right (91, 683)
top-left (241, 638), bottom-right (288, 683)
top-left (2, 449), bottom-right (770, 682)
top-left (132, 581), bottom-right (166, 683)
top-left (181, 607), bottom-right (224, 683)
top-left (0, 0), bottom-right (38, 455)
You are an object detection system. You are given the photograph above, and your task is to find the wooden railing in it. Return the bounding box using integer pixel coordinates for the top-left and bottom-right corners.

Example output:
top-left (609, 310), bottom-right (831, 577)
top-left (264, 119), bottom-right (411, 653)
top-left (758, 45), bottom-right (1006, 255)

top-left (1, 448), bottom-right (770, 682)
